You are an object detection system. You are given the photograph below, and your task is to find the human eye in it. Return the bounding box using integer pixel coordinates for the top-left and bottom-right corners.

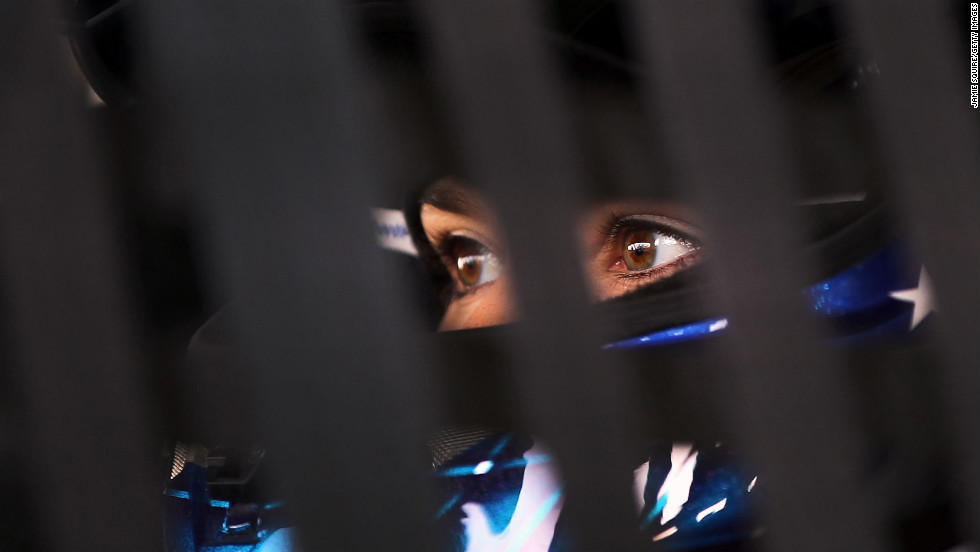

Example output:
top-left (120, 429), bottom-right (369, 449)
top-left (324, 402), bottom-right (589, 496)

top-left (437, 234), bottom-right (504, 295)
top-left (595, 214), bottom-right (702, 298)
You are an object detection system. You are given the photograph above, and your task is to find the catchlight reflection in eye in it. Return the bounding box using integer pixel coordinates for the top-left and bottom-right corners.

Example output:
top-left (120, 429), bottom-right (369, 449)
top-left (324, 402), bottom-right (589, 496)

top-left (591, 212), bottom-right (702, 300)
top-left (449, 238), bottom-right (502, 289)
top-left (619, 228), bottom-right (695, 272)
top-left (417, 183), bottom-right (704, 330)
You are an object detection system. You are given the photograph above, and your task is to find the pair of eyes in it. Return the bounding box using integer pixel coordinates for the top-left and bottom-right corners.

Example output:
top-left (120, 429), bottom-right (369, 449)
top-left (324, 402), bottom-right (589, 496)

top-left (434, 216), bottom-right (701, 297)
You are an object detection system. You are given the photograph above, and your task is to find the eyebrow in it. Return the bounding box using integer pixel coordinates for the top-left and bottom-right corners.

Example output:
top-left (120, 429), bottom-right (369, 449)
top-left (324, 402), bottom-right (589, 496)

top-left (418, 179), bottom-right (483, 217)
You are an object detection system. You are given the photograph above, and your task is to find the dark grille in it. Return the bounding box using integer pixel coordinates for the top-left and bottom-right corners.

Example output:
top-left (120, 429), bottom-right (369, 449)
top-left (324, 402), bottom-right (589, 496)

top-left (1, 1), bottom-right (977, 551)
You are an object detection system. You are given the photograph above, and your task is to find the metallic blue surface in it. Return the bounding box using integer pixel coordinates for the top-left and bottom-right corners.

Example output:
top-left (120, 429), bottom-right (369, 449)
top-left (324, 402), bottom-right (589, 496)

top-left (263, 501), bottom-right (286, 511)
top-left (164, 488), bottom-right (232, 509)
top-left (507, 489), bottom-right (563, 552)
top-left (488, 434), bottom-right (514, 457)
top-left (431, 436), bottom-right (760, 551)
top-left (831, 309), bottom-right (915, 345)
top-left (805, 244), bottom-right (905, 316)
top-left (163, 247), bottom-right (915, 549)
top-left (638, 446), bottom-right (759, 549)
top-left (604, 318), bottom-right (728, 349)
top-left (607, 244), bottom-right (915, 349)
top-left (435, 454), bottom-right (556, 477)
top-left (642, 494), bottom-right (668, 528)
top-left (435, 491), bottom-right (466, 520)
top-left (255, 529), bottom-right (296, 552)
top-left (164, 457), bottom-right (292, 551)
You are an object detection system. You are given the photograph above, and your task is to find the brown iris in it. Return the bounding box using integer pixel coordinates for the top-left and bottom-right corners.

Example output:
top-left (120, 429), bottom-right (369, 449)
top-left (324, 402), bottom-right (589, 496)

top-left (622, 229), bottom-right (656, 271)
top-left (451, 239), bottom-right (497, 287)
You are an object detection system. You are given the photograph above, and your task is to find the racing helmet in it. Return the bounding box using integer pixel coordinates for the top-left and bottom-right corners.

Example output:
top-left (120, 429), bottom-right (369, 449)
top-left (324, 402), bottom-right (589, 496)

top-left (66, 0), bottom-right (959, 550)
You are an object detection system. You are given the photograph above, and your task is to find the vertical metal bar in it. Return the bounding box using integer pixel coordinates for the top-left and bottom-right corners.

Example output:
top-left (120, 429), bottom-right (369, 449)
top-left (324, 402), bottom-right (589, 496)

top-left (138, 1), bottom-right (436, 550)
top-left (839, 0), bottom-right (980, 539)
top-left (0, 2), bottom-right (160, 551)
top-left (624, 2), bottom-right (885, 551)
top-left (417, 1), bottom-right (644, 549)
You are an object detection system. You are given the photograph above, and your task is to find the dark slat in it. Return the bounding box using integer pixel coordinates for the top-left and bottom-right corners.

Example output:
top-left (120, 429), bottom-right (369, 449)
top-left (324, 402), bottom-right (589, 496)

top-left (138, 1), bottom-right (436, 550)
top-left (0, 1), bottom-right (160, 550)
top-left (417, 0), bottom-right (645, 548)
top-left (839, 0), bottom-right (980, 539)
top-left (624, 2), bottom-right (885, 551)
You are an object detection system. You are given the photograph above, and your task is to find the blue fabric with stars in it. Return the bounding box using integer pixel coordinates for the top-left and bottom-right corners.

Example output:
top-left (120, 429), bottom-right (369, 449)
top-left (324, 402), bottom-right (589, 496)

top-left (606, 244), bottom-right (926, 349)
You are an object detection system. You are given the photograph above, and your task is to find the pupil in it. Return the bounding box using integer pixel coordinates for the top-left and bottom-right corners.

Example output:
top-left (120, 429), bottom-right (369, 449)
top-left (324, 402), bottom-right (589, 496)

top-left (624, 230), bottom-right (656, 270)
top-left (457, 255), bottom-right (483, 286)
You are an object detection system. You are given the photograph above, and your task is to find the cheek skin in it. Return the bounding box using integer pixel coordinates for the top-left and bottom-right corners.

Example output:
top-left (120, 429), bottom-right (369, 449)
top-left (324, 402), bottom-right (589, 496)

top-left (438, 278), bottom-right (516, 331)
top-left (582, 256), bottom-right (612, 302)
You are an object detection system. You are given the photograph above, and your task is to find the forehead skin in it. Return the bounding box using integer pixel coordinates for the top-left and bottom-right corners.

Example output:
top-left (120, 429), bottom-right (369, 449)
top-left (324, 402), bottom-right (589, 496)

top-left (418, 178), bottom-right (703, 326)
top-left (420, 178), bottom-right (697, 259)
top-left (418, 178), bottom-right (488, 219)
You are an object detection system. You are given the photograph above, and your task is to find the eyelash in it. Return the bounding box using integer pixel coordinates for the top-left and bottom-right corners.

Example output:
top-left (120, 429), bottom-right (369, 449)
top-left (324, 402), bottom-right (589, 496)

top-left (426, 213), bottom-right (701, 300)
top-left (432, 232), bottom-right (502, 297)
top-left (597, 213), bottom-right (702, 289)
